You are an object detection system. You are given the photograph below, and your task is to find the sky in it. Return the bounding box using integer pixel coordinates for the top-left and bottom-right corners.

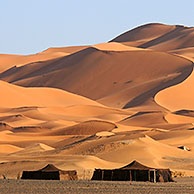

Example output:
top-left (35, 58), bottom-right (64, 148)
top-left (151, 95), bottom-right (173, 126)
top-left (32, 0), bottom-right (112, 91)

top-left (1, 0), bottom-right (194, 55)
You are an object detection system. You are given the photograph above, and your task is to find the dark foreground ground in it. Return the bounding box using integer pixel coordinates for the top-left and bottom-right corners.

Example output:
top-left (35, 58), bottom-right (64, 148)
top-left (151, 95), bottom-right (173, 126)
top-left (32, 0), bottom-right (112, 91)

top-left (0, 177), bottom-right (194, 194)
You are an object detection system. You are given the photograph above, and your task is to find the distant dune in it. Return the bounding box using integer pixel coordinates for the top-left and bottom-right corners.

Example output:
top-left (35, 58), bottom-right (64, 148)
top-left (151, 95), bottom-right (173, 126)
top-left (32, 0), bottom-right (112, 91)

top-left (0, 45), bottom-right (90, 73)
top-left (1, 23), bottom-right (194, 178)
top-left (111, 23), bottom-right (194, 51)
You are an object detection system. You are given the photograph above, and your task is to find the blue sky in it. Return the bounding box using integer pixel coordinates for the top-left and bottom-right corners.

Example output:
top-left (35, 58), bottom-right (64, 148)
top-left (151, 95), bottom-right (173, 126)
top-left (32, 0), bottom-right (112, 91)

top-left (1, 0), bottom-right (194, 54)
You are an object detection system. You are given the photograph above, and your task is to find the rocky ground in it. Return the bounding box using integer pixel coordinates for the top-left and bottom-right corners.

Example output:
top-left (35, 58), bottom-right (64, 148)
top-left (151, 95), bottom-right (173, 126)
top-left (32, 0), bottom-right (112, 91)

top-left (0, 177), bottom-right (194, 194)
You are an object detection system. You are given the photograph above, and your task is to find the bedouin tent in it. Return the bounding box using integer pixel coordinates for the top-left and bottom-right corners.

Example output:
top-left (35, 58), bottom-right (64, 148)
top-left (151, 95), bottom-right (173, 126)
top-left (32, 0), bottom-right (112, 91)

top-left (92, 160), bottom-right (173, 182)
top-left (21, 164), bottom-right (78, 180)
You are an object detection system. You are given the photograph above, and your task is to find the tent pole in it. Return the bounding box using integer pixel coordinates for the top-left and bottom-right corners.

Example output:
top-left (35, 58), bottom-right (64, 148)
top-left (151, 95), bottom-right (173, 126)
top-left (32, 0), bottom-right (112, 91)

top-left (102, 170), bottom-right (104, 180)
top-left (148, 170), bottom-right (150, 182)
top-left (154, 170), bottom-right (156, 183)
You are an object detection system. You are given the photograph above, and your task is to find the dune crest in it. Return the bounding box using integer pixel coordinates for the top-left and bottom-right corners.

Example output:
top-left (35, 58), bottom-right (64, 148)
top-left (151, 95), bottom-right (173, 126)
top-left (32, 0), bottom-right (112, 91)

top-left (93, 42), bottom-right (145, 51)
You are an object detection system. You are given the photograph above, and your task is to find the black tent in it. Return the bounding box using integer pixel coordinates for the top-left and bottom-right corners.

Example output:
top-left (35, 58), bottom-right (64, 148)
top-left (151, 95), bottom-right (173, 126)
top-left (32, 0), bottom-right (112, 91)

top-left (21, 164), bottom-right (78, 180)
top-left (92, 160), bottom-right (173, 182)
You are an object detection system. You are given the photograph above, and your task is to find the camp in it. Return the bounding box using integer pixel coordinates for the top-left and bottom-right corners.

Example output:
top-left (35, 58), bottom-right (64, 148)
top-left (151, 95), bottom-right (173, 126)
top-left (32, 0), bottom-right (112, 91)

top-left (92, 160), bottom-right (173, 182)
top-left (21, 164), bottom-right (78, 180)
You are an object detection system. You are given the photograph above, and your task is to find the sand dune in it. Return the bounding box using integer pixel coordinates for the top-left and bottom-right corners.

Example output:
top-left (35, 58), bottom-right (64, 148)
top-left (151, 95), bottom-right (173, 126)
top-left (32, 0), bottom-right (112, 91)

top-left (110, 23), bottom-right (175, 46)
top-left (155, 66), bottom-right (194, 111)
top-left (0, 48), bottom-right (192, 110)
top-left (45, 120), bottom-right (117, 136)
top-left (111, 23), bottom-right (194, 51)
top-left (150, 128), bottom-right (194, 152)
top-left (118, 111), bottom-right (167, 127)
top-left (0, 80), bottom-right (101, 108)
top-left (1, 23), bottom-right (194, 177)
top-left (0, 45), bottom-right (90, 73)
top-left (0, 114), bottom-right (43, 128)
top-left (10, 143), bottom-right (54, 155)
top-left (97, 135), bottom-right (194, 169)
top-left (170, 47), bottom-right (194, 59)
top-left (0, 52), bottom-right (67, 74)
top-left (0, 144), bottom-right (22, 154)
top-left (165, 113), bottom-right (194, 124)
top-left (41, 45), bottom-right (89, 55)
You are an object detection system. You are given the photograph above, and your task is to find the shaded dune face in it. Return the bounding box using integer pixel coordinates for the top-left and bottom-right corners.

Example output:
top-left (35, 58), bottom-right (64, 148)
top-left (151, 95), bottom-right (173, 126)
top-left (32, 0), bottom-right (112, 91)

top-left (2, 23), bottom-right (194, 178)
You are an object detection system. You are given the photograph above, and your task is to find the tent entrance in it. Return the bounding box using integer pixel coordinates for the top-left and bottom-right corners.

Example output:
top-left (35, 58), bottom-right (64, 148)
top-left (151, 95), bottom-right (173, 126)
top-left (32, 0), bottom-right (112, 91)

top-left (149, 170), bottom-right (156, 183)
top-left (131, 170), bottom-right (149, 181)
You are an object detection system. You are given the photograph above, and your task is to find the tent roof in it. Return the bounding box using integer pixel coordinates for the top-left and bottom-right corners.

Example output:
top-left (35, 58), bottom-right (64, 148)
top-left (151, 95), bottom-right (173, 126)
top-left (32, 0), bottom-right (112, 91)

top-left (119, 160), bottom-right (155, 170)
top-left (38, 164), bottom-right (62, 172)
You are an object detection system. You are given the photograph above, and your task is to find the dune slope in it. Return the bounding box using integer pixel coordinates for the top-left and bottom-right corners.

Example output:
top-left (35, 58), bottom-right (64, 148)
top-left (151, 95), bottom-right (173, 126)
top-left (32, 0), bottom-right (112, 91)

top-left (0, 80), bottom-right (101, 108)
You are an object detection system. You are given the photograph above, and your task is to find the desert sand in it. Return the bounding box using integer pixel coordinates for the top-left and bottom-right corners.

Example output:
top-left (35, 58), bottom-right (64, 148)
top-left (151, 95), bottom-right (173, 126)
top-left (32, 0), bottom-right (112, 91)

top-left (1, 23), bottom-right (194, 180)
